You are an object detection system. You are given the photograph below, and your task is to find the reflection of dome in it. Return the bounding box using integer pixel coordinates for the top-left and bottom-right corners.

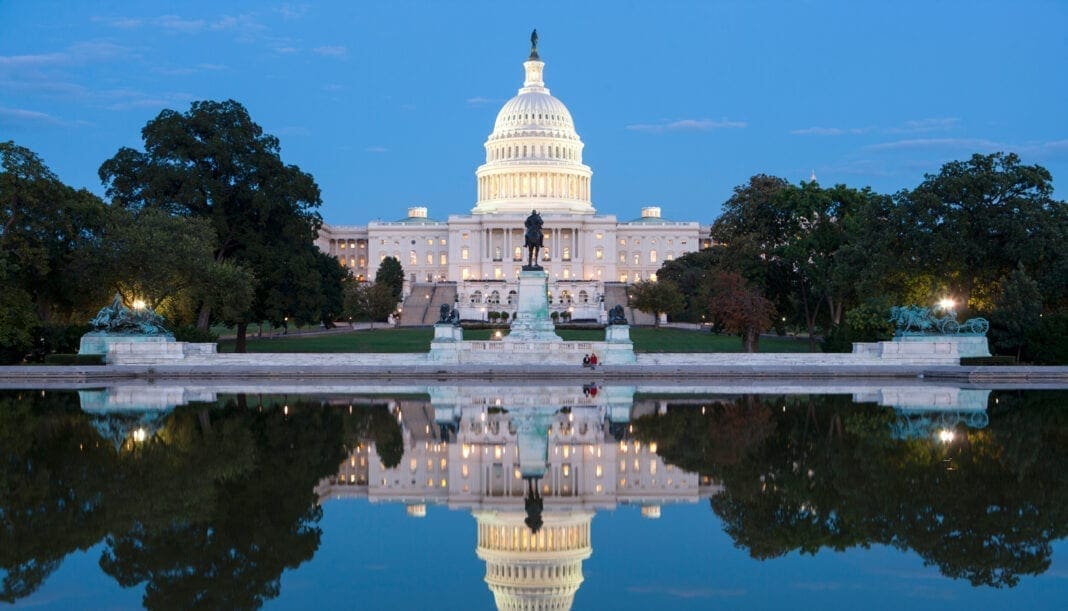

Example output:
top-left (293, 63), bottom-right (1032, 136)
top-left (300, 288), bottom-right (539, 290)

top-left (475, 510), bottom-right (593, 611)
top-left (473, 41), bottom-right (594, 216)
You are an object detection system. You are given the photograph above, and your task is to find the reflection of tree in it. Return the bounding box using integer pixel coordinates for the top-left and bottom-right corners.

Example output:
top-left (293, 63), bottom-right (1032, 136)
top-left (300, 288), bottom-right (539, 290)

top-left (340, 403), bottom-right (404, 469)
top-left (0, 391), bottom-right (115, 602)
top-left (633, 392), bottom-right (1068, 588)
top-left (100, 399), bottom-right (346, 609)
top-left (1, 392), bottom-right (399, 606)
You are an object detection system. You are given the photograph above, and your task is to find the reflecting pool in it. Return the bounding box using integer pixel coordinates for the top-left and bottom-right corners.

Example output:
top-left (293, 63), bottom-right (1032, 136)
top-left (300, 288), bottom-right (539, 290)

top-left (1, 381), bottom-right (1066, 609)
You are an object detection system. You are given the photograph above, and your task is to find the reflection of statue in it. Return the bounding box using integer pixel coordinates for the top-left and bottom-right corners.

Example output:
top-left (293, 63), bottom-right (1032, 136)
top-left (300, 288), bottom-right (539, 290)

top-left (607, 305), bottom-right (627, 325)
top-left (523, 477), bottom-right (544, 534)
top-left (89, 294), bottom-right (170, 335)
top-left (523, 210), bottom-right (544, 269)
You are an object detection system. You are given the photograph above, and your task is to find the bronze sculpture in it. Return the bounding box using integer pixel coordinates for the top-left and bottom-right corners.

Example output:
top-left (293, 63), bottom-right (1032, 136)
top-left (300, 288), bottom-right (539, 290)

top-left (523, 209), bottom-right (544, 269)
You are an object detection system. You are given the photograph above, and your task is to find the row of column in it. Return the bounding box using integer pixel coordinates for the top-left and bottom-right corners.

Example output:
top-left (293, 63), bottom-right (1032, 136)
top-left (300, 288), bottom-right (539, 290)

top-left (477, 172), bottom-right (590, 202)
top-left (480, 227), bottom-right (577, 261)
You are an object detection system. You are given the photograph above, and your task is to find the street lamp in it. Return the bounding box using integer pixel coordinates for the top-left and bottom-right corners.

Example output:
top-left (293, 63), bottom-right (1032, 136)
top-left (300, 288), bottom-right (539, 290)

top-left (938, 298), bottom-right (955, 311)
top-left (132, 299), bottom-right (146, 310)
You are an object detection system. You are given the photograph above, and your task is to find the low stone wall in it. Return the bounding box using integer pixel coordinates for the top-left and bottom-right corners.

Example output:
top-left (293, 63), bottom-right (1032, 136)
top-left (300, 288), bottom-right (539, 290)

top-left (106, 341), bottom-right (217, 365)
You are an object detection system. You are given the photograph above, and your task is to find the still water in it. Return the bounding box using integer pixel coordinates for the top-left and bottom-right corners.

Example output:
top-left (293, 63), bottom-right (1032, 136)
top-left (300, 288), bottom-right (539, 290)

top-left (1, 381), bottom-right (1065, 610)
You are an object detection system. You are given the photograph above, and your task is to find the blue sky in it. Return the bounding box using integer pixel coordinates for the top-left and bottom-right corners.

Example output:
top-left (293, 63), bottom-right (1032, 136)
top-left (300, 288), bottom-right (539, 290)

top-left (1, 0), bottom-right (1065, 226)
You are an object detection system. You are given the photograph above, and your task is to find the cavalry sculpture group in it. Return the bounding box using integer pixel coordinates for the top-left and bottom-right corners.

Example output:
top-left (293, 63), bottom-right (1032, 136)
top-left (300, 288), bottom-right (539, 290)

top-left (889, 305), bottom-right (989, 336)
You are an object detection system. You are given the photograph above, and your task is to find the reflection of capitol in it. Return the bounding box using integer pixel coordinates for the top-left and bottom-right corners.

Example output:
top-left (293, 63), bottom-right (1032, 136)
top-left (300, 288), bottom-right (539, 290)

top-left (70, 381), bottom-right (996, 609)
top-left (315, 386), bottom-right (719, 610)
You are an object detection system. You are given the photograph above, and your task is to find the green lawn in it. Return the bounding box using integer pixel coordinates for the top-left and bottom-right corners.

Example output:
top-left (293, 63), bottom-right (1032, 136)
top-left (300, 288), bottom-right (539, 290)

top-left (218, 326), bottom-right (818, 353)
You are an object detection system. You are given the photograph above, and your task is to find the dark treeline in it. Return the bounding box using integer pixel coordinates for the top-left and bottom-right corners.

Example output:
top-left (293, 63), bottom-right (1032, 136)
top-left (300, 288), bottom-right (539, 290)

top-left (1, 100), bottom-right (349, 361)
top-left (0, 391), bottom-right (402, 607)
top-left (631, 391), bottom-right (1068, 587)
top-left (641, 153), bottom-right (1067, 360)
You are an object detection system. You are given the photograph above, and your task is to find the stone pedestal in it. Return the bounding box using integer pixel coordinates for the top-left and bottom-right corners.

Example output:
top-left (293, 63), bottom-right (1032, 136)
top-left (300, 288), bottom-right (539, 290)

top-left (603, 324), bottom-right (637, 364)
top-left (428, 323), bottom-right (464, 363)
top-left (79, 332), bottom-right (174, 358)
top-left (893, 335), bottom-right (991, 358)
top-left (433, 323), bottom-right (464, 342)
top-left (504, 269), bottom-right (562, 342)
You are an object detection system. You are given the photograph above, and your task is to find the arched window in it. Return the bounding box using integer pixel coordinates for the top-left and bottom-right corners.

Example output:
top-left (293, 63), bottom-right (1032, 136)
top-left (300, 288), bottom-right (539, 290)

top-left (488, 290), bottom-right (500, 305)
top-left (579, 290), bottom-right (588, 303)
top-left (560, 290), bottom-right (572, 304)
top-left (471, 291), bottom-right (482, 304)
top-left (649, 250), bottom-right (658, 264)
top-left (507, 290), bottom-right (517, 305)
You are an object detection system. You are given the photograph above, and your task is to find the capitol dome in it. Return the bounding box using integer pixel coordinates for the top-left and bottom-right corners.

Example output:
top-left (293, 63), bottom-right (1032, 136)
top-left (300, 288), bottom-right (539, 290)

top-left (472, 40), bottom-right (594, 215)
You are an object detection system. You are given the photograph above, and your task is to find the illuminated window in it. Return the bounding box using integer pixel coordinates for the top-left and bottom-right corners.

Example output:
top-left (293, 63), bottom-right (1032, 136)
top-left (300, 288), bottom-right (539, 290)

top-left (619, 238), bottom-right (626, 246)
top-left (440, 253), bottom-right (447, 265)
top-left (562, 247), bottom-right (570, 261)
top-left (339, 242), bottom-right (346, 250)
top-left (410, 250), bottom-right (417, 265)
top-left (426, 253), bottom-right (433, 265)
top-left (595, 232), bottom-right (603, 240)
top-left (649, 250), bottom-right (657, 263)
top-left (619, 251), bottom-right (626, 263)
top-left (595, 247), bottom-right (603, 260)
top-left (461, 268), bottom-right (470, 280)
top-left (633, 253), bottom-right (640, 265)
top-left (461, 246), bottom-right (469, 261)
top-left (513, 246), bottom-right (522, 260)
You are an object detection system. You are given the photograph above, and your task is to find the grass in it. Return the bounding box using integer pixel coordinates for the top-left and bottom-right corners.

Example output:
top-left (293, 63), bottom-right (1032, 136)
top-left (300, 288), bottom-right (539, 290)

top-left (217, 326), bottom-right (819, 353)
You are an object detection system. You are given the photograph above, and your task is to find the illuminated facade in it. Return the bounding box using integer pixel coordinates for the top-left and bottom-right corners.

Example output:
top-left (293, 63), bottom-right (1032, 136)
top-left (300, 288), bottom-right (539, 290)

top-left (316, 41), bottom-right (711, 321)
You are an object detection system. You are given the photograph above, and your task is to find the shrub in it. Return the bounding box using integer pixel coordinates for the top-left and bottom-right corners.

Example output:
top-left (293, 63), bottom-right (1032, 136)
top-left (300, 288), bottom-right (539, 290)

top-left (43, 353), bottom-right (105, 365)
top-left (171, 325), bottom-right (219, 343)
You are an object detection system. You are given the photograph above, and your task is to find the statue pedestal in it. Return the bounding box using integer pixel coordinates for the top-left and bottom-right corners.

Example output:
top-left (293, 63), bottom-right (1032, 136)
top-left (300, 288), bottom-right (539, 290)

top-left (504, 270), bottom-right (562, 342)
top-left (603, 324), bottom-right (637, 364)
top-left (893, 335), bottom-right (991, 358)
top-left (79, 332), bottom-right (175, 357)
top-left (433, 323), bottom-right (464, 342)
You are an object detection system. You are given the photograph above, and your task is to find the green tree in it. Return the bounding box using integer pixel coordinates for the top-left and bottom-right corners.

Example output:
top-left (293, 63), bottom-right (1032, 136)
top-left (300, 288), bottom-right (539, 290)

top-left (989, 267), bottom-right (1043, 360)
top-left (94, 208), bottom-right (255, 327)
top-left (375, 256), bottom-right (405, 301)
top-left (627, 279), bottom-right (684, 327)
top-left (344, 282), bottom-right (397, 330)
top-left (710, 176), bottom-right (874, 349)
top-left (706, 272), bottom-right (775, 352)
top-left (896, 152), bottom-right (1066, 311)
top-left (98, 100), bottom-right (325, 352)
top-left (1, 141), bottom-right (110, 323)
top-left (315, 252), bottom-right (348, 328)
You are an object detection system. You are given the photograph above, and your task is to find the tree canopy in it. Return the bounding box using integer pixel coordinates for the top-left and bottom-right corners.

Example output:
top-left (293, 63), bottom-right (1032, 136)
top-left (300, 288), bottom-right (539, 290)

top-left (98, 100), bottom-right (331, 351)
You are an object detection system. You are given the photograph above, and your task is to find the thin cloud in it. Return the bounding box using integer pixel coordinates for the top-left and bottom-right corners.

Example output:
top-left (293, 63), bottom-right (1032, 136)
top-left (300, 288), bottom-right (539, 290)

top-left (626, 585), bottom-right (746, 598)
top-left (365, 146), bottom-right (390, 153)
top-left (791, 126), bottom-right (872, 136)
top-left (864, 138), bottom-right (1003, 152)
top-left (0, 41), bottom-right (129, 68)
top-left (0, 106), bottom-right (63, 125)
top-left (886, 117), bottom-right (961, 134)
top-left (792, 117), bottom-right (959, 137)
top-left (466, 96), bottom-right (502, 106)
top-left (313, 45), bottom-right (348, 57)
top-left (152, 63), bottom-right (227, 76)
top-left (626, 118), bottom-right (747, 133)
top-left (274, 126), bottom-right (311, 137)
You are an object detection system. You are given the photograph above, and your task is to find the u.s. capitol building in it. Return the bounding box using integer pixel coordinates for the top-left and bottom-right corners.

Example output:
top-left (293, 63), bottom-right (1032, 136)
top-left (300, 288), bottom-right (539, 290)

top-left (316, 37), bottom-right (711, 323)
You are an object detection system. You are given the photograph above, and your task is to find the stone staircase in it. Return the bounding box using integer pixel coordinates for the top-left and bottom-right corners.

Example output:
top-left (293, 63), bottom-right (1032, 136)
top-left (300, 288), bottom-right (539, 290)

top-left (602, 282), bottom-right (655, 326)
top-left (398, 282), bottom-right (458, 326)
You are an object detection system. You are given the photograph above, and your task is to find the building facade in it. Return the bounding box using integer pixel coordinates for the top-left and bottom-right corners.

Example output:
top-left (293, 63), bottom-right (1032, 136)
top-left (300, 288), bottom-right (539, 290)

top-left (316, 41), bottom-right (711, 321)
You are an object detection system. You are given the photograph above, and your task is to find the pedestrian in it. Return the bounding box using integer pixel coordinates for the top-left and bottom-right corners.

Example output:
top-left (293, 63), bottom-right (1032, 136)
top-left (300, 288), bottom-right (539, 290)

top-left (582, 354), bottom-right (590, 368)
top-left (589, 353), bottom-right (598, 369)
